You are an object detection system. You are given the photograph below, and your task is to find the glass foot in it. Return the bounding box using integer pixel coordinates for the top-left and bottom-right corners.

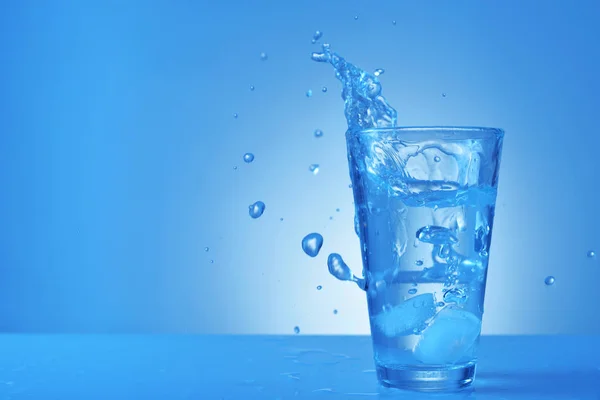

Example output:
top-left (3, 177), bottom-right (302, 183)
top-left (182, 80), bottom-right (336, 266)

top-left (376, 362), bottom-right (476, 392)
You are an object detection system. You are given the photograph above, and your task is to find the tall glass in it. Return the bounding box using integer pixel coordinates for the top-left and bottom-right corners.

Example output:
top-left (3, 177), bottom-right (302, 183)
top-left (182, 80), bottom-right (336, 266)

top-left (346, 127), bottom-right (504, 392)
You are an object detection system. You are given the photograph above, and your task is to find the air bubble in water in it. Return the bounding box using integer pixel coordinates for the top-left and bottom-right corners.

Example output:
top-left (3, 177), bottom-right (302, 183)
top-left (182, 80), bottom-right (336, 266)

top-left (415, 260), bottom-right (423, 266)
top-left (416, 226), bottom-right (458, 245)
top-left (545, 276), bottom-right (555, 286)
top-left (302, 233), bottom-right (324, 257)
top-left (309, 164), bottom-right (320, 175)
top-left (314, 129), bottom-right (323, 138)
top-left (249, 201), bottom-right (266, 219)
top-left (243, 153), bottom-right (255, 163)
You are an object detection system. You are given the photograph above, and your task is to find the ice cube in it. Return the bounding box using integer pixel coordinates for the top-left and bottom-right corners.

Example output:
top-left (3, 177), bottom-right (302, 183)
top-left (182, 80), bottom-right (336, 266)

top-left (413, 307), bottom-right (481, 365)
top-left (372, 293), bottom-right (436, 337)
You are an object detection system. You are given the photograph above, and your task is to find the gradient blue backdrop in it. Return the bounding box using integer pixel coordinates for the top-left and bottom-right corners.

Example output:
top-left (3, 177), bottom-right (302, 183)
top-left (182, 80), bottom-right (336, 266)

top-left (1, 0), bottom-right (599, 334)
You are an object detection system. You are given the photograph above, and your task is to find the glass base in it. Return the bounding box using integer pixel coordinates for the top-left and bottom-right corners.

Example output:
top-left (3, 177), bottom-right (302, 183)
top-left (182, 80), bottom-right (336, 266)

top-left (376, 362), bottom-right (476, 392)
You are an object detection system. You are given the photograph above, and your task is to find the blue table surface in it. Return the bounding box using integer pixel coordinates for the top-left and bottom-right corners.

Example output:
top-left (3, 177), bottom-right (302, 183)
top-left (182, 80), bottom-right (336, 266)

top-left (0, 335), bottom-right (598, 399)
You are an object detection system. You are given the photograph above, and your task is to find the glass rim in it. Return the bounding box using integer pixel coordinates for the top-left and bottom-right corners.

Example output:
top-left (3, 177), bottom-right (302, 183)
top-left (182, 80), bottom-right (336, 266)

top-left (349, 126), bottom-right (504, 140)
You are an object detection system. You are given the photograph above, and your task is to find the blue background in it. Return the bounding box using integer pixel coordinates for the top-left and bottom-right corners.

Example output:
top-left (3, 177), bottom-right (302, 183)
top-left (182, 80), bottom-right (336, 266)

top-left (1, 0), bottom-right (599, 335)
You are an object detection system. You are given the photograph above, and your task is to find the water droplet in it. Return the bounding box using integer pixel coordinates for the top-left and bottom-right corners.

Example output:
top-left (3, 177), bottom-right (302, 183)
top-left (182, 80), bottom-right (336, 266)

top-left (408, 288), bottom-right (417, 295)
top-left (434, 156), bottom-right (441, 162)
top-left (348, 184), bottom-right (353, 189)
top-left (233, 166), bottom-right (238, 170)
top-left (243, 153), bottom-right (255, 163)
top-left (415, 260), bottom-right (423, 266)
top-left (260, 52), bottom-right (268, 61)
top-left (280, 217), bottom-right (284, 221)
top-left (309, 164), bottom-right (320, 175)
top-left (545, 276), bottom-right (555, 286)
top-left (333, 309), bottom-right (338, 315)
top-left (250, 85), bottom-right (255, 91)
top-left (436, 302), bottom-right (445, 307)
top-left (442, 92), bottom-right (447, 98)
top-left (306, 89), bottom-right (313, 97)
top-left (336, 208), bottom-right (340, 212)
top-left (209, 259), bottom-right (214, 264)
top-left (354, 15), bottom-right (359, 20)
top-left (317, 285), bottom-right (322, 290)
top-left (249, 201), bottom-right (266, 219)
top-left (416, 226), bottom-right (458, 245)
top-left (313, 30), bottom-right (323, 42)
top-left (392, 20), bottom-right (397, 25)
top-left (588, 250), bottom-right (596, 258)
top-left (294, 326), bottom-right (300, 334)
top-left (302, 233), bottom-right (324, 257)
top-left (329, 216), bottom-right (333, 220)
top-left (314, 129), bottom-right (323, 138)
top-left (233, 112), bottom-right (238, 118)
top-left (322, 86), bottom-right (328, 93)
top-left (327, 253), bottom-right (352, 281)
top-left (373, 68), bottom-right (385, 77)
top-left (204, 247), bottom-right (209, 252)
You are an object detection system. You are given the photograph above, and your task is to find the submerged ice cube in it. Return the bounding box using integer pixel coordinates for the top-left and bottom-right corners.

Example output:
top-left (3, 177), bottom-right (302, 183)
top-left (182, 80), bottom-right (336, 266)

top-left (372, 293), bottom-right (436, 337)
top-left (413, 307), bottom-right (481, 365)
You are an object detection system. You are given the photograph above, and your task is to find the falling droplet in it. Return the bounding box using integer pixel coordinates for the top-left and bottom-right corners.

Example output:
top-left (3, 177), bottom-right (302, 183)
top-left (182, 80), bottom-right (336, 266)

top-left (249, 201), bottom-right (266, 219)
top-left (354, 15), bottom-right (358, 20)
top-left (415, 260), bottom-right (423, 266)
top-left (204, 247), bottom-right (209, 252)
top-left (327, 253), bottom-right (353, 281)
top-left (348, 184), bottom-right (353, 189)
top-left (312, 30), bottom-right (323, 42)
top-left (442, 93), bottom-right (447, 98)
top-left (588, 250), bottom-right (596, 258)
top-left (322, 86), bottom-right (328, 93)
top-left (436, 302), bottom-right (445, 307)
top-left (329, 216), bottom-right (333, 220)
top-left (306, 89), bottom-right (313, 97)
top-left (233, 166), bottom-right (238, 170)
top-left (309, 164), bottom-right (320, 175)
top-left (209, 260), bottom-right (214, 264)
top-left (336, 208), bottom-right (340, 212)
top-left (280, 217), bottom-right (284, 221)
top-left (294, 326), bottom-right (300, 334)
top-left (392, 20), bottom-right (397, 25)
top-left (243, 153), bottom-right (255, 163)
top-left (260, 52), bottom-right (268, 61)
top-left (302, 233), bottom-right (324, 257)
top-left (317, 285), bottom-right (322, 290)
top-left (408, 288), bottom-right (417, 295)
top-left (250, 85), bottom-right (255, 91)
top-left (333, 309), bottom-right (338, 315)
top-left (314, 129), bottom-right (323, 138)
top-left (434, 156), bottom-right (441, 162)
top-left (545, 276), bottom-right (555, 286)
top-left (233, 113), bottom-right (238, 118)
top-left (373, 68), bottom-right (385, 77)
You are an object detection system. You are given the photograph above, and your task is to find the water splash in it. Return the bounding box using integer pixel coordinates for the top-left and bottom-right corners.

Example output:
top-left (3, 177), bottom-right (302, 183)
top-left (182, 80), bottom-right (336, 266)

top-left (302, 233), bottom-right (324, 257)
top-left (311, 44), bottom-right (397, 132)
top-left (249, 201), bottom-right (266, 219)
top-left (312, 30), bottom-right (323, 44)
top-left (327, 253), bottom-right (364, 289)
top-left (243, 153), bottom-right (255, 163)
